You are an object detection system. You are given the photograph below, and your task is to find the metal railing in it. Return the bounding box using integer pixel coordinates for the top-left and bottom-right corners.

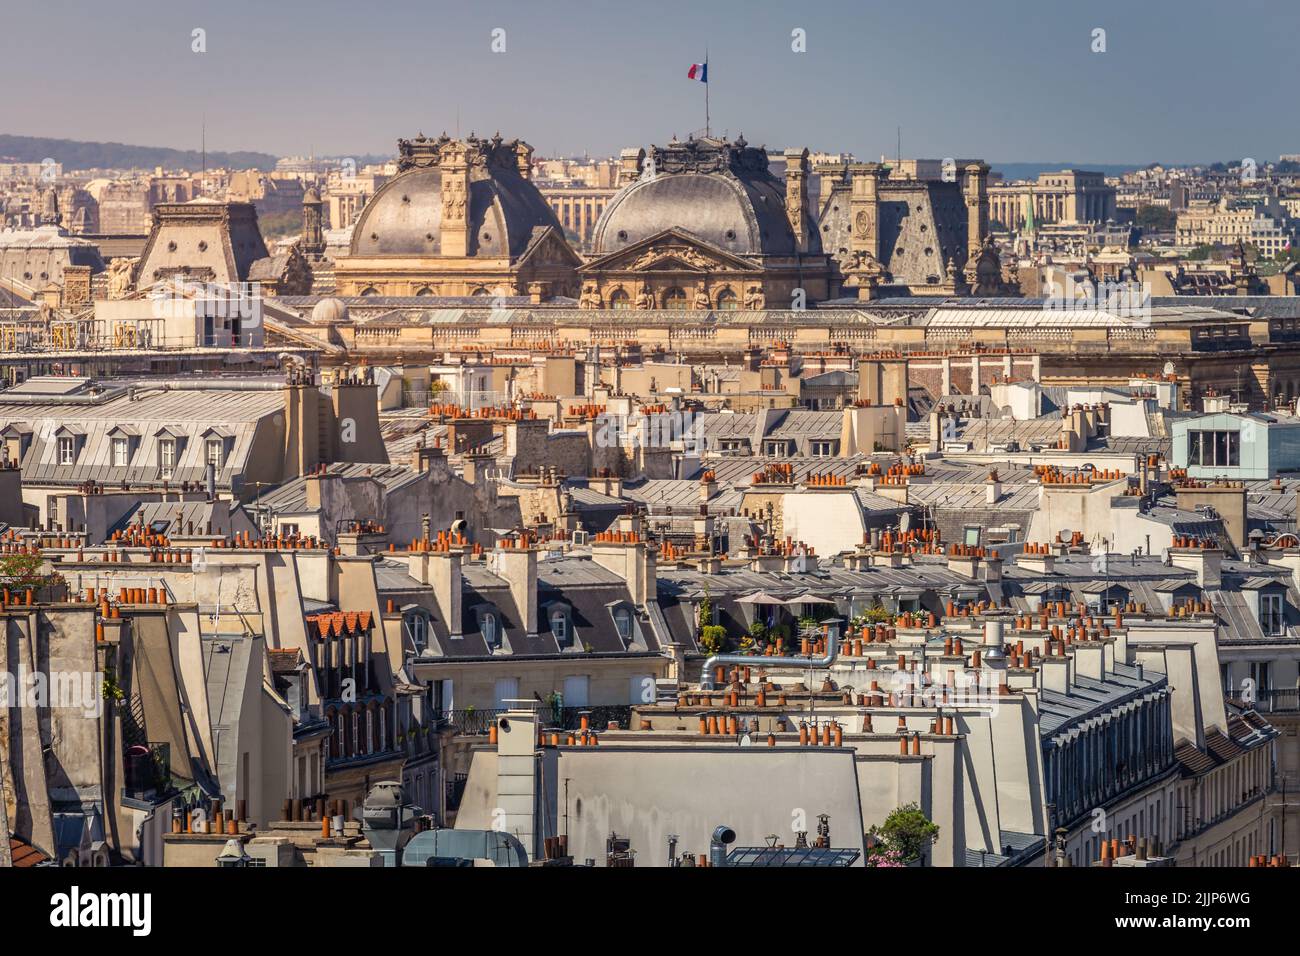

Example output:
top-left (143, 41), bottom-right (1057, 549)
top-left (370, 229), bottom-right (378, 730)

top-left (1255, 688), bottom-right (1300, 713)
top-left (438, 705), bottom-right (635, 733)
top-left (557, 705), bottom-right (632, 731)
top-left (439, 708), bottom-right (507, 735)
top-left (1230, 688), bottom-right (1300, 713)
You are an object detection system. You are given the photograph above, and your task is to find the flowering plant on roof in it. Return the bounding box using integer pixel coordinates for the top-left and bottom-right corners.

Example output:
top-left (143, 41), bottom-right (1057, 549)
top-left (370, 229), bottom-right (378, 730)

top-left (864, 846), bottom-right (905, 868)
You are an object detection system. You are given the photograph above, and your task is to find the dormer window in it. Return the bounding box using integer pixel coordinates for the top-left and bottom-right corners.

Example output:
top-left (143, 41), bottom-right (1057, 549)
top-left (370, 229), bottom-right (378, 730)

top-left (613, 606), bottom-right (633, 642)
top-left (482, 613), bottom-right (498, 648)
top-left (112, 436), bottom-right (129, 467)
top-left (159, 439), bottom-right (177, 478)
top-left (57, 436), bottom-right (76, 465)
top-left (550, 608), bottom-right (569, 645)
top-left (1261, 593), bottom-right (1285, 636)
top-left (406, 613), bottom-right (427, 652)
top-left (206, 438), bottom-right (224, 470)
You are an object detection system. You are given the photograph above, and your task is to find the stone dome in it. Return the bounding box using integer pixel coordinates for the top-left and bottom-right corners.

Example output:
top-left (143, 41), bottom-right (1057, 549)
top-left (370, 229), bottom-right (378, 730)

top-left (311, 297), bottom-right (349, 324)
top-left (348, 135), bottom-right (562, 259)
top-left (591, 137), bottom-right (821, 258)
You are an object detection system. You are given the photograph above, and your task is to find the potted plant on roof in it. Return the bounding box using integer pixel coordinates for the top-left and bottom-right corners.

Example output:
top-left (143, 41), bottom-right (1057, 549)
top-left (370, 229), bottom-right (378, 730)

top-left (699, 625), bottom-right (729, 655)
top-left (865, 803), bottom-right (940, 867)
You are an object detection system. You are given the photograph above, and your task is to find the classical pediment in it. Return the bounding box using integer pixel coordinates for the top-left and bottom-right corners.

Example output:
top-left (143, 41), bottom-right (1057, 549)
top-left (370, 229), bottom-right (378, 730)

top-left (580, 227), bottom-right (762, 275)
top-left (515, 225), bottom-right (584, 268)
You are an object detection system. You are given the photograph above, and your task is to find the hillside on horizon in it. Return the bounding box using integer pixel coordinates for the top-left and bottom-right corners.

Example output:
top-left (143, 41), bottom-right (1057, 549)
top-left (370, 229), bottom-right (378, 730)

top-left (0, 134), bottom-right (279, 172)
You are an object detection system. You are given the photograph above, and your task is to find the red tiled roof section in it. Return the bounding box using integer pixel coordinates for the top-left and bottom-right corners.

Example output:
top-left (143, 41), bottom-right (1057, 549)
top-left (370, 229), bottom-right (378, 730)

top-left (9, 835), bottom-right (50, 867)
top-left (267, 648), bottom-right (303, 673)
top-left (307, 611), bottom-right (375, 638)
top-left (1174, 740), bottom-right (1216, 776)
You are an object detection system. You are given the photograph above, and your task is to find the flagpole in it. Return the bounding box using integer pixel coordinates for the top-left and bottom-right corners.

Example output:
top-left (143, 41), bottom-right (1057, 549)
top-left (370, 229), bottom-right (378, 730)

top-left (704, 50), bottom-right (710, 138)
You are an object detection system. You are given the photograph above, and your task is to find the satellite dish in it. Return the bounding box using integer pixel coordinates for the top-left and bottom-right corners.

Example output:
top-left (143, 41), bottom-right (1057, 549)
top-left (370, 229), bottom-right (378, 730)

top-left (1162, 361), bottom-right (1175, 376)
top-left (738, 734), bottom-right (753, 748)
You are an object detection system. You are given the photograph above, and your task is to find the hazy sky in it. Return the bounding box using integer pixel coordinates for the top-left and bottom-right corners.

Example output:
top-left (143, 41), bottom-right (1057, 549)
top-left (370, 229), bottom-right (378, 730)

top-left (1, 0), bottom-right (1294, 164)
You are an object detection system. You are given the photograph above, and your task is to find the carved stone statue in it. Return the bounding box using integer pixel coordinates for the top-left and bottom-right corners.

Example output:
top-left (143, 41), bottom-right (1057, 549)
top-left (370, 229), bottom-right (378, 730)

top-left (679, 247), bottom-right (711, 269)
top-left (843, 249), bottom-right (885, 301)
top-left (632, 249), bottom-right (661, 271)
top-left (107, 257), bottom-right (137, 299)
top-left (635, 285), bottom-right (654, 310)
top-left (743, 285), bottom-right (765, 310)
top-left (693, 286), bottom-right (712, 310)
top-left (578, 281), bottom-right (602, 310)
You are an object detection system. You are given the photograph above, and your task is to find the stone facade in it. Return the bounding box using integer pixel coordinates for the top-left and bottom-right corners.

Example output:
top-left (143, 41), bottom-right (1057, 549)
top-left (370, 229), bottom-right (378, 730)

top-left (332, 134), bottom-right (581, 299)
top-left (579, 137), bottom-right (832, 310)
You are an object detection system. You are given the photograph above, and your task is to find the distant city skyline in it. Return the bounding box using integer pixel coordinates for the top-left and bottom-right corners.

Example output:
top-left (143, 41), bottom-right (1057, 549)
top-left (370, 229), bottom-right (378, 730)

top-left (1, 0), bottom-right (1296, 165)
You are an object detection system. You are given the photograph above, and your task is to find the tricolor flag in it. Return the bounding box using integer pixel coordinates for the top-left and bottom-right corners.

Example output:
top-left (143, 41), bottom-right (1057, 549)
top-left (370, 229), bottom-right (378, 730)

top-left (687, 62), bottom-right (708, 83)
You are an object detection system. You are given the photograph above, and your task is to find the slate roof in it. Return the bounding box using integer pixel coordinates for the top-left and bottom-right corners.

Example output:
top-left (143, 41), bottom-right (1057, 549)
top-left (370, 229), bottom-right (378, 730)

top-left (619, 478), bottom-right (745, 514)
top-left (0, 384), bottom-right (284, 488)
top-left (258, 461), bottom-right (424, 513)
top-left (203, 635), bottom-right (256, 801)
top-left (1039, 661), bottom-right (1160, 739)
top-left (107, 500), bottom-right (257, 541)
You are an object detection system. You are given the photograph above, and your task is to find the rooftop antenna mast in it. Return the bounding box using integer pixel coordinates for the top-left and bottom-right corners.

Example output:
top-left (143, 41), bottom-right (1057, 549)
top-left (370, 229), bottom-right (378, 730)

top-left (200, 115), bottom-right (207, 197)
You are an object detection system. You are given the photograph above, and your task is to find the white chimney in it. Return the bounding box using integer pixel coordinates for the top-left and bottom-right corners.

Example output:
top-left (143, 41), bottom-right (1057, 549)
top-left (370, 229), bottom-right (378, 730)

top-left (496, 701), bottom-right (540, 861)
top-left (494, 544), bottom-right (539, 637)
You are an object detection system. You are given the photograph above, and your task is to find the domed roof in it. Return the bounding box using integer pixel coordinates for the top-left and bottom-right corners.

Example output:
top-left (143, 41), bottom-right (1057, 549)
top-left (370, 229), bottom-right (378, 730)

top-left (591, 137), bottom-right (821, 258)
top-left (311, 297), bottom-right (348, 324)
top-left (348, 135), bottom-right (563, 260)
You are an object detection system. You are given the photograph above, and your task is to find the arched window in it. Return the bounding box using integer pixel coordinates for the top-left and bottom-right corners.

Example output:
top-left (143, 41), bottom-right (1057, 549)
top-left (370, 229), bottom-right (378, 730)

top-left (609, 288), bottom-right (630, 310)
top-left (663, 287), bottom-right (688, 310)
top-left (407, 614), bottom-right (427, 651)
top-left (471, 287), bottom-right (490, 296)
top-left (613, 606), bottom-right (633, 641)
top-left (550, 608), bottom-right (569, 644)
top-left (359, 287), bottom-right (378, 296)
top-left (482, 613), bottom-right (498, 647)
top-left (715, 288), bottom-right (738, 310)
top-left (415, 286), bottom-right (433, 296)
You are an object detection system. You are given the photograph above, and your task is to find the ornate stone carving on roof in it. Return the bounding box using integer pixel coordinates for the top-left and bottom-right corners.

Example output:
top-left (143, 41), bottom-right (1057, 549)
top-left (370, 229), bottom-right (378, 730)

top-left (396, 132), bottom-right (533, 174)
top-left (647, 136), bottom-right (770, 178)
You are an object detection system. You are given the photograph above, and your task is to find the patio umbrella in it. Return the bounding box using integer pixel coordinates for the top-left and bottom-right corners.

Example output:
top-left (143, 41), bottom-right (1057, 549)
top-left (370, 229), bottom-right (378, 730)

top-left (785, 592), bottom-right (838, 605)
top-left (736, 591), bottom-right (788, 605)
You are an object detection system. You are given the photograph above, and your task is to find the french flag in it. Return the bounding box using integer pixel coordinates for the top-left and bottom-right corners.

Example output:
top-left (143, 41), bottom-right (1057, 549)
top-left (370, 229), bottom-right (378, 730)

top-left (687, 62), bottom-right (708, 83)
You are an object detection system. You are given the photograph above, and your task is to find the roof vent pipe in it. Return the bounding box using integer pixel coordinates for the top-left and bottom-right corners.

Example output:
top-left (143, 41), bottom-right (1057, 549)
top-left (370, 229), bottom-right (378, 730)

top-left (983, 620), bottom-right (1004, 646)
top-left (702, 621), bottom-right (841, 689)
top-left (709, 825), bottom-right (736, 867)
